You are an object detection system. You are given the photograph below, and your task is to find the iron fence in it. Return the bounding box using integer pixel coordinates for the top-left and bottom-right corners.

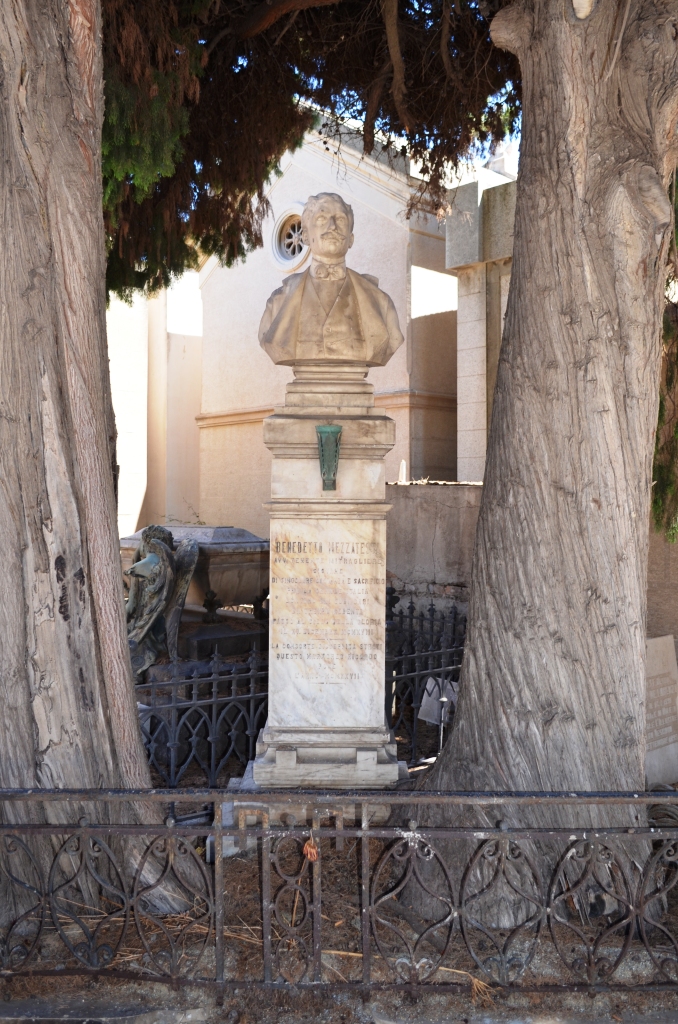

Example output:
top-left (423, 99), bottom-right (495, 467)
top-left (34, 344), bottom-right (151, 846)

top-left (136, 654), bottom-right (268, 787)
top-left (136, 602), bottom-right (466, 785)
top-left (0, 789), bottom-right (676, 997)
top-left (385, 593), bottom-right (467, 655)
top-left (385, 598), bottom-right (466, 765)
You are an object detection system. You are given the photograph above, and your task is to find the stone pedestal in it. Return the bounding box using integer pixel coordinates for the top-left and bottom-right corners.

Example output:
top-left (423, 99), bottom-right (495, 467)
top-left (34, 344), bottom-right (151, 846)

top-left (252, 363), bottom-right (406, 788)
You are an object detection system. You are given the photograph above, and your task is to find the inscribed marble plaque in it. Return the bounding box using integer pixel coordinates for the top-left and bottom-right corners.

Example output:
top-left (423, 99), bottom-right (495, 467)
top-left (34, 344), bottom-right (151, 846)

top-left (268, 517), bottom-right (386, 730)
top-left (646, 634), bottom-right (678, 788)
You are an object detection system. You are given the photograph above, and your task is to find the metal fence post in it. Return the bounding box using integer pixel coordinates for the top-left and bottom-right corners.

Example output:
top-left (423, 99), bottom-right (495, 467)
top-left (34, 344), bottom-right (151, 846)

top-left (262, 818), bottom-right (273, 982)
top-left (360, 803), bottom-right (371, 985)
top-left (213, 806), bottom-right (224, 1005)
top-left (312, 809), bottom-right (322, 982)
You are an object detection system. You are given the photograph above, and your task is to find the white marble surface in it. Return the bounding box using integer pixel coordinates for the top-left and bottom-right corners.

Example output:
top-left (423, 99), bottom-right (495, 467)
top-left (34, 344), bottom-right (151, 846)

top-left (267, 517), bottom-right (386, 730)
top-left (646, 634), bottom-right (678, 788)
top-left (270, 458), bottom-right (385, 500)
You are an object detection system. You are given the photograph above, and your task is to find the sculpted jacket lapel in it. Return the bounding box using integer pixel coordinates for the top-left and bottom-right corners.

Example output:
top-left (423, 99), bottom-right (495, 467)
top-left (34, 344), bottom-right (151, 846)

top-left (323, 277), bottom-right (364, 359)
top-left (261, 270), bottom-right (308, 362)
top-left (347, 270), bottom-right (392, 363)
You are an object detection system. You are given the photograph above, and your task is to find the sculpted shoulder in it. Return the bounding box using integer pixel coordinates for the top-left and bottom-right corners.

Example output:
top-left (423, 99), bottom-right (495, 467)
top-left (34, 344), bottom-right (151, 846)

top-left (264, 270), bottom-right (307, 307)
top-left (346, 269), bottom-right (404, 363)
top-left (258, 270), bottom-right (308, 347)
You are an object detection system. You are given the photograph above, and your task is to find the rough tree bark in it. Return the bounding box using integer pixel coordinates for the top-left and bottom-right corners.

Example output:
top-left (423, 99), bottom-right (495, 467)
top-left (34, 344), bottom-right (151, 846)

top-left (0, 0), bottom-right (150, 802)
top-left (427, 0), bottom-right (678, 812)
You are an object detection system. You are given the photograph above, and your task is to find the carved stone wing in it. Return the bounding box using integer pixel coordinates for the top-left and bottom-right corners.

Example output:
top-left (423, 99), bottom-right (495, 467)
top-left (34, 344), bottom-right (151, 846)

top-left (126, 538), bottom-right (176, 646)
top-left (164, 539), bottom-right (199, 660)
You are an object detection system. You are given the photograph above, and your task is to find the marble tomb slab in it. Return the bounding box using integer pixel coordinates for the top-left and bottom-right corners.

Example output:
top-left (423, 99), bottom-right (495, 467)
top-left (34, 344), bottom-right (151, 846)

top-left (646, 634), bottom-right (678, 788)
top-left (267, 517), bottom-right (386, 730)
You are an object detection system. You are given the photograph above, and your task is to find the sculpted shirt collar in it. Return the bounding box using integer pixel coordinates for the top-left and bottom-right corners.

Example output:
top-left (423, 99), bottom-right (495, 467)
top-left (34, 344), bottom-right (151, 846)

top-left (310, 258), bottom-right (346, 282)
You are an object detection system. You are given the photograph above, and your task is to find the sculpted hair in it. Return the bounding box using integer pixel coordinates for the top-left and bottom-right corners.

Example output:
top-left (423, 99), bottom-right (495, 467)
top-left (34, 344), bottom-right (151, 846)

top-left (301, 193), bottom-right (354, 237)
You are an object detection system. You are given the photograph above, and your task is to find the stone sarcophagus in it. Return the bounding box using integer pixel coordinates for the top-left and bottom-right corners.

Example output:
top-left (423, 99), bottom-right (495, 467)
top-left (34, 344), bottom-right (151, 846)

top-left (120, 525), bottom-right (269, 610)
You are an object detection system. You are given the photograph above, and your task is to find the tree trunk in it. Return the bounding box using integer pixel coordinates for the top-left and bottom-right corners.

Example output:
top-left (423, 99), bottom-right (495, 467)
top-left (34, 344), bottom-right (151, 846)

top-left (0, 0), bottom-right (150, 802)
top-left (428, 0), bottom-right (678, 812)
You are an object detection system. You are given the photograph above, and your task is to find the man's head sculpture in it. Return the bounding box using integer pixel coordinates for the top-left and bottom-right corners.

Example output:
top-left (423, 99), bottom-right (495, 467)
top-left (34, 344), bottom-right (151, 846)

top-left (300, 193), bottom-right (354, 263)
top-left (259, 192), bottom-right (403, 367)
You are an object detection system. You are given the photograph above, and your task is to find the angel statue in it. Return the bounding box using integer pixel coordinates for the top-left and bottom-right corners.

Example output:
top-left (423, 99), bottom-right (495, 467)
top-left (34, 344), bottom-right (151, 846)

top-left (124, 525), bottom-right (199, 678)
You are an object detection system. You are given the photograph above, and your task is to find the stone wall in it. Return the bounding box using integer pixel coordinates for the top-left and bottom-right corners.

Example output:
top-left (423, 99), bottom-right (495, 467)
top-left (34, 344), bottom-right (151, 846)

top-left (648, 527), bottom-right (678, 638)
top-left (387, 480), bottom-right (678, 635)
top-left (385, 481), bottom-right (482, 610)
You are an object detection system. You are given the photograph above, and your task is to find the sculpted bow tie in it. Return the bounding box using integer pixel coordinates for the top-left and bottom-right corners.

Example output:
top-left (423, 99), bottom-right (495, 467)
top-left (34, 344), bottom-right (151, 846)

top-left (312, 262), bottom-right (346, 281)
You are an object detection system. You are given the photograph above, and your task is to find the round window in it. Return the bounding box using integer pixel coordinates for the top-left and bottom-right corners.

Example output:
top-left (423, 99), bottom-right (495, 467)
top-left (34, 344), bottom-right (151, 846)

top-left (277, 215), bottom-right (305, 261)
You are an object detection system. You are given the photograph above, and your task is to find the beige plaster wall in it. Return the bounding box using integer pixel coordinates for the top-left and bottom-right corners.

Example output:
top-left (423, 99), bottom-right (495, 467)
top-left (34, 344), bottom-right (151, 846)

top-left (166, 332), bottom-right (202, 526)
top-left (409, 402), bottom-right (457, 481)
top-left (386, 481), bottom-right (482, 609)
top-left (387, 481), bottom-right (677, 637)
top-left (410, 310), bottom-right (456, 395)
top-left (106, 294), bottom-right (148, 537)
top-left (376, 401), bottom-right (411, 483)
top-left (199, 418), bottom-right (272, 538)
top-left (137, 293), bottom-right (168, 528)
top-left (456, 266), bottom-right (487, 482)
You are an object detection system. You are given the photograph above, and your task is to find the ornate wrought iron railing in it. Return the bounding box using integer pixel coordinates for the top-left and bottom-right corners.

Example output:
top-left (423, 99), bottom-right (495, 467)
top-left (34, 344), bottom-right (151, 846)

top-left (385, 592), bottom-right (467, 655)
top-left (136, 601), bottom-right (467, 784)
top-left (0, 789), bottom-right (676, 998)
top-left (385, 598), bottom-right (466, 765)
top-left (136, 654), bottom-right (268, 787)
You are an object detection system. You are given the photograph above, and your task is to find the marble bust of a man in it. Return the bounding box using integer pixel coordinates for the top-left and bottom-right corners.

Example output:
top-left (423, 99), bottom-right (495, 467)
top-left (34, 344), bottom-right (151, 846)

top-left (259, 193), bottom-right (404, 366)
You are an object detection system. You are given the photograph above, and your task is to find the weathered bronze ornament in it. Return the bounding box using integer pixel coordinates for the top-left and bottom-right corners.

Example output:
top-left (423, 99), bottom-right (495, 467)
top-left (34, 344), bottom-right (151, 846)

top-left (316, 424), bottom-right (342, 490)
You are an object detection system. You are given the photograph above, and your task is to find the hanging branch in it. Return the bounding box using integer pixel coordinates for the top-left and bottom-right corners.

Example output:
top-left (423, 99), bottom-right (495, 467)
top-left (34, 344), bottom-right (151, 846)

top-left (440, 0), bottom-right (453, 83)
top-left (205, 25), bottom-right (231, 56)
top-left (363, 60), bottom-right (391, 154)
top-left (274, 9), bottom-right (300, 44)
top-left (381, 0), bottom-right (412, 133)
top-left (237, 0), bottom-right (341, 39)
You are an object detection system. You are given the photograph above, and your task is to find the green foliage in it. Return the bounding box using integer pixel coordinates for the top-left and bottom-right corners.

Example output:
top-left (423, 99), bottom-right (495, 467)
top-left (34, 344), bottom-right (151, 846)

top-left (103, 72), bottom-right (190, 211)
top-left (101, 0), bottom-right (519, 299)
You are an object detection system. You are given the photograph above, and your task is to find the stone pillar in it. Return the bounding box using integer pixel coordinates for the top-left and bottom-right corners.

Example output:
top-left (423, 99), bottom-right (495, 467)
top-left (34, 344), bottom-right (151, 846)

top-left (456, 264), bottom-right (487, 482)
top-left (137, 291), bottom-right (168, 526)
top-left (446, 177), bottom-right (517, 484)
top-left (252, 362), bottom-right (405, 788)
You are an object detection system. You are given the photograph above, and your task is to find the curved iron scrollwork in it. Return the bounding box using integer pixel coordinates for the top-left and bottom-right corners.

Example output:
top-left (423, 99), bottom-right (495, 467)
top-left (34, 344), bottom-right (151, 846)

top-left (3, 793), bottom-right (678, 994)
top-left (371, 830), bottom-right (456, 983)
top-left (0, 828), bottom-right (214, 981)
top-left (0, 834), bottom-right (46, 971)
top-left (266, 835), bottom-right (317, 987)
top-left (269, 836), bottom-right (315, 984)
top-left (548, 840), bottom-right (634, 984)
top-left (137, 653), bottom-right (269, 787)
top-left (133, 834), bottom-right (213, 978)
top-left (637, 838), bottom-right (678, 981)
top-left (460, 837), bottom-right (543, 985)
top-left (49, 832), bottom-right (130, 970)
